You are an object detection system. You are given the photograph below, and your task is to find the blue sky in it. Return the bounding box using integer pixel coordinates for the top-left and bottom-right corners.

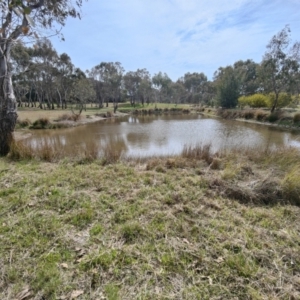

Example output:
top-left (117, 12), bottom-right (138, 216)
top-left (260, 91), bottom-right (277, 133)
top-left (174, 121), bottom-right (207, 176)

top-left (51, 0), bottom-right (300, 81)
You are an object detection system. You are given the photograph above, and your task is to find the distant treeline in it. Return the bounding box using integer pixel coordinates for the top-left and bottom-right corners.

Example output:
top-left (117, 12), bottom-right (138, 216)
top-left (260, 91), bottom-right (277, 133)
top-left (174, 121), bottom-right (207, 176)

top-left (11, 26), bottom-right (300, 112)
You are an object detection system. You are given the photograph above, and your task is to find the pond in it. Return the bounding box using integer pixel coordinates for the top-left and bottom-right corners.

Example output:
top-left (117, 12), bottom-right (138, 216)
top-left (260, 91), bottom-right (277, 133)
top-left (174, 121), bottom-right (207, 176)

top-left (23, 114), bottom-right (300, 157)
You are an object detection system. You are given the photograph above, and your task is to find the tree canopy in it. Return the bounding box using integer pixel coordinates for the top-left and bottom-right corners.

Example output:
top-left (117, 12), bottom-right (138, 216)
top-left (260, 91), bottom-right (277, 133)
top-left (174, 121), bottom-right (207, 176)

top-left (0, 0), bottom-right (86, 155)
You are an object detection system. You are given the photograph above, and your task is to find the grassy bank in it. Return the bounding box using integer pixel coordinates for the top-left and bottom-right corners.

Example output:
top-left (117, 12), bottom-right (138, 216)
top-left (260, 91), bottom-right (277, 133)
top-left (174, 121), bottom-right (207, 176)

top-left (199, 107), bottom-right (300, 130)
top-left (16, 103), bottom-right (194, 131)
top-left (16, 105), bottom-right (117, 131)
top-left (1, 146), bottom-right (300, 299)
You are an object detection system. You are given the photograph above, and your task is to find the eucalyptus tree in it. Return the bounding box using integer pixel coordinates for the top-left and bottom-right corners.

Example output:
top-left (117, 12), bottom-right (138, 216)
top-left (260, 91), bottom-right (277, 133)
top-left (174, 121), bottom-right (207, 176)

top-left (89, 62), bottom-right (124, 111)
top-left (56, 53), bottom-right (74, 109)
top-left (88, 64), bottom-right (106, 108)
top-left (182, 72), bottom-right (207, 104)
top-left (70, 77), bottom-right (95, 114)
top-left (100, 62), bottom-right (124, 112)
top-left (233, 59), bottom-right (259, 96)
top-left (123, 71), bottom-right (140, 106)
top-left (10, 41), bottom-right (32, 106)
top-left (152, 72), bottom-right (172, 103)
top-left (123, 68), bottom-right (152, 106)
top-left (171, 81), bottom-right (187, 105)
top-left (260, 25), bottom-right (300, 112)
top-left (137, 68), bottom-right (152, 105)
top-left (0, 0), bottom-right (86, 155)
top-left (31, 38), bottom-right (59, 109)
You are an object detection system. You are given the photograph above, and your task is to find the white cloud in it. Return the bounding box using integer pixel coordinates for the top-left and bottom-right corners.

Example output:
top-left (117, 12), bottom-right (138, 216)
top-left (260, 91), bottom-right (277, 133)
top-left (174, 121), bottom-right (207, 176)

top-left (51, 0), bottom-right (300, 80)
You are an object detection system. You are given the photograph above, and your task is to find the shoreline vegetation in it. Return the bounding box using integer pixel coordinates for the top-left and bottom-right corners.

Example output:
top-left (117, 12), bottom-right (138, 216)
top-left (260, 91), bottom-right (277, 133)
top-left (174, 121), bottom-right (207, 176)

top-left (1, 144), bottom-right (300, 299)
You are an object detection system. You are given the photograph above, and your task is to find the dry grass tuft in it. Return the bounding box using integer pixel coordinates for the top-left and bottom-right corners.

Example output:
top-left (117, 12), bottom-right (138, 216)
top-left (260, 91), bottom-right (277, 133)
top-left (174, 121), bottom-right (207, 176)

top-left (255, 109), bottom-right (269, 121)
top-left (56, 113), bottom-right (81, 122)
top-left (8, 140), bottom-right (34, 160)
top-left (181, 144), bottom-right (213, 164)
top-left (209, 157), bottom-right (223, 170)
top-left (8, 140), bottom-right (61, 162)
top-left (101, 143), bottom-right (124, 164)
top-left (16, 118), bottom-right (32, 128)
top-left (282, 167), bottom-right (300, 205)
top-left (243, 110), bottom-right (255, 119)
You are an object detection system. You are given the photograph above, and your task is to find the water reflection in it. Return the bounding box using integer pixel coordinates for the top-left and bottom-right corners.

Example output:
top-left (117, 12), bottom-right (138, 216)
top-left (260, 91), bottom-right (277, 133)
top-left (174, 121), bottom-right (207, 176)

top-left (24, 115), bottom-right (300, 157)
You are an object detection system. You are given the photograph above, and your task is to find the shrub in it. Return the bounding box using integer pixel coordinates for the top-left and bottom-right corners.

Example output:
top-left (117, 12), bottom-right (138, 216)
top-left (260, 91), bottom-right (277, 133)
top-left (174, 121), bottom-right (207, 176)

top-left (30, 118), bottom-right (51, 129)
top-left (266, 93), bottom-right (292, 109)
top-left (267, 112), bottom-right (280, 123)
top-left (238, 94), bottom-right (268, 108)
top-left (249, 94), bottom-right (268, 108)
top-left (293, 113), bottom-right (300, 123)
top-left (238, 96), bottom-right (248, 108)
top-left (16, 118), bottom-right (32, 128)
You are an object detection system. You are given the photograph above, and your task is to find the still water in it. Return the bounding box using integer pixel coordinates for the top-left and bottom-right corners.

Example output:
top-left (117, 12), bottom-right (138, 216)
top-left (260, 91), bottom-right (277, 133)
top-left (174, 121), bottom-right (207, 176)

top-left (24, 115), bottom-right (300, 157)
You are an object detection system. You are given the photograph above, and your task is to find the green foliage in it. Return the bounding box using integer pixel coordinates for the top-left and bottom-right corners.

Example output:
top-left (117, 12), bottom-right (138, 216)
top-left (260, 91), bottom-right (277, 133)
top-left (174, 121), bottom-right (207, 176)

top-left (216, 67), bottom-right (239, 108)
top-left (266, 93), bottom-right (292, 109)
top-left (238, 94), bottom-right (268, 108)
top-left (120, 222), bottom-right (145, 243)
top-left (260, 26), bottom-right (299, 111)
top-left (282, 167), bottom-right (300, 205)
top-left (90, 224), bottom-right (103, 236)
top-left (293, 113), bottom-right (300, 123)
top-left (267, 112), bottom-right (281, 123)
top-left (105, 284), bottom-right (120, 300)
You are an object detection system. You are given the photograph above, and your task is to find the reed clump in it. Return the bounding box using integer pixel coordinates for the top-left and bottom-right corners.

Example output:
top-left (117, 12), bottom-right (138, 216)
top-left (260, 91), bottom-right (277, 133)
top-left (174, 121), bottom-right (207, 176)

top-left (8, 140), bottom-right (34, 160)
top-left (8, 140), bottom-right (61, 162)
top-left (181, 144), bottom-right (213, 164)
top-left (100, 142), bottom-right (124, 165)
top-left (255, 110), bottom-right (269, 121)
top-left (16, 118), bottom-right (32, 128)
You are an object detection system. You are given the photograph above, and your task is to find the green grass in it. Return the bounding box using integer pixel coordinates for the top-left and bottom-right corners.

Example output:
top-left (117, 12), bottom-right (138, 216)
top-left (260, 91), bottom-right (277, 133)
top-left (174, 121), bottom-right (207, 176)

top-left (1, 147), bottom-right (300, 299)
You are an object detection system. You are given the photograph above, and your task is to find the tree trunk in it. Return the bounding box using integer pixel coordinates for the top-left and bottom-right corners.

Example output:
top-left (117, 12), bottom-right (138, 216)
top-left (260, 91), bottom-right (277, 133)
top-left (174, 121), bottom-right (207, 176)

top-left (0, 56), bottom-right (18, 156)
top-left (271, 92), bottom-right (279, 113)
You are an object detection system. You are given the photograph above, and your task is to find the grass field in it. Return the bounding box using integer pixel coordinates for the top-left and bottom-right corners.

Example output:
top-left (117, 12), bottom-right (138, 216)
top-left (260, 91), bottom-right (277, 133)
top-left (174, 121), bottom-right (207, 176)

top-left (17, 103), bottom-right (193, 124)
top-left (17, 105), bottom-right (113, 123)
top-left (0, 145), bottom-right (300, 299)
